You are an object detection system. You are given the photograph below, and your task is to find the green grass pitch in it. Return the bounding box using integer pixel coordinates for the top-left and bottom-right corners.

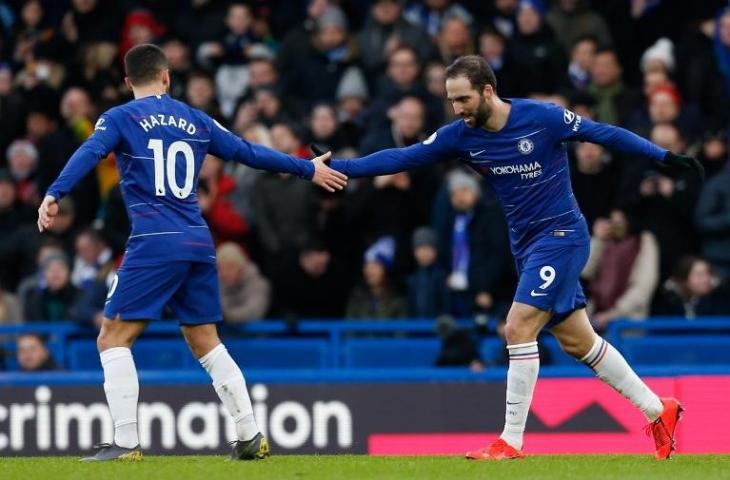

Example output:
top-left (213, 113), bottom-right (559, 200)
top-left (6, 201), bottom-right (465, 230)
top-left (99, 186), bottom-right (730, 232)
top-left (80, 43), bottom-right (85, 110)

top-left (3, 455), bottom-right (730, 480)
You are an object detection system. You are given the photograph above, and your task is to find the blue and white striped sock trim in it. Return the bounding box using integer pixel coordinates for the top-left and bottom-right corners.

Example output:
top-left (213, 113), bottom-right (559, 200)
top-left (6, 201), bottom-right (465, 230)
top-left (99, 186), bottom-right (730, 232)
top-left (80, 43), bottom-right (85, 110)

top-left (580, 336), bottom-right (608, 369)
top-left (507, 341), bottom-right (539, 361)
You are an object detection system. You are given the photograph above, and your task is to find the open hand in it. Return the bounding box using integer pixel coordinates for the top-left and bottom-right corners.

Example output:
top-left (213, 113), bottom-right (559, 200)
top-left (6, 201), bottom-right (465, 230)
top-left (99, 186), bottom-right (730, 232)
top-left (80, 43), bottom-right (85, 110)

top-left (37, 195), bottom-right (58, 232)
top-left (311, 151), bottom-right (347, 192)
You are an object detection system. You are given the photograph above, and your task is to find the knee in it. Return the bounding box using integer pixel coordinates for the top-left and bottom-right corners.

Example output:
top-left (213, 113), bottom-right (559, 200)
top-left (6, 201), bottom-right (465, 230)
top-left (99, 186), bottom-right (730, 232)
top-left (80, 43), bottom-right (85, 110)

top-left (503, 320), bottom-right (537, 345)
top-left (503, 303), bottom-right (551, 345)
top-left (97, 327), bottom-right (126, 352)
top-left (97, 321), bottom-right (135, 352)
top-left (503, 322), bottom-right (519, 345)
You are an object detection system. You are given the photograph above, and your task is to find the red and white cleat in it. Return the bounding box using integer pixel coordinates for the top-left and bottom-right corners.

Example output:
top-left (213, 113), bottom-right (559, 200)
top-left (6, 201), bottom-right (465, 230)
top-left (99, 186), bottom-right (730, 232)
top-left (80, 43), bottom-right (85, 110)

top-left (646, 397), bottom-right (684, 460)
top-left (465, 438), bottom-right (526, 461)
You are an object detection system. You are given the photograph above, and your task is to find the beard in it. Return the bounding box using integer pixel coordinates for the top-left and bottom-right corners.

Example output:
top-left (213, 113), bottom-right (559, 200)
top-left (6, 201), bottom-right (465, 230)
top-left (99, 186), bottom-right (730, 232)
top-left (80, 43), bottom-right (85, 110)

top-left (463, 95), bottom-right (491, 128)
top-left (473, 95), bottom-right (491, 126)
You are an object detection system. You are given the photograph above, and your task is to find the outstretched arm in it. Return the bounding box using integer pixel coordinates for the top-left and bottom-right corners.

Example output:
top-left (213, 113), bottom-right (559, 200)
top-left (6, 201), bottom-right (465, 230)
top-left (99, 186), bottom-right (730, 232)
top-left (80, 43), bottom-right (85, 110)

top-left (327, 126), bottom-right (458, 178)
top-left (206, 116), bottom-right (347, 191)
top-left (545, 103), bottom-right (704, 179)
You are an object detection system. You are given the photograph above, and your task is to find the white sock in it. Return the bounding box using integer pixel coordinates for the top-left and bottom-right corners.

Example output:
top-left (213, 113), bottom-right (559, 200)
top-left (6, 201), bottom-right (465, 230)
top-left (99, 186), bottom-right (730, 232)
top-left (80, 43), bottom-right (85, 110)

top-left (580, 335), bottom-right (663, 421)
top-left (199, 343), bottom-right (259, 441)
top-left (500, 341), bottom-right (540, 450)
top-left (100, 347), bottom-right (139, 449)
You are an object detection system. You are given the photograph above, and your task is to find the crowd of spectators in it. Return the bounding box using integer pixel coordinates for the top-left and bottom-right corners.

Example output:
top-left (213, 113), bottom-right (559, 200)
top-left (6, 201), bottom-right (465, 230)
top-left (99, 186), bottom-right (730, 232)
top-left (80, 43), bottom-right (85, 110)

top-left (2, 0), bottom-right (730, 356)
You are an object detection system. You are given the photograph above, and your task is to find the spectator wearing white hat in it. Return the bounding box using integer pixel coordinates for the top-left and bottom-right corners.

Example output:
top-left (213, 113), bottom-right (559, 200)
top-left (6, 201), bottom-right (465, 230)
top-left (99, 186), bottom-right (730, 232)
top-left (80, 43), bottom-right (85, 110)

top-left (640, 37), bottom-right (675, 75)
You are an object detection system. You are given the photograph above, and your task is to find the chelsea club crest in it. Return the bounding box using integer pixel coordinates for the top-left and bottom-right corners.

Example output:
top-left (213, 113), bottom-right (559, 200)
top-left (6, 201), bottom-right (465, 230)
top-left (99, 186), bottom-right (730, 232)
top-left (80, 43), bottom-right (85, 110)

top-left (517, 138), bottom-right (534, 155)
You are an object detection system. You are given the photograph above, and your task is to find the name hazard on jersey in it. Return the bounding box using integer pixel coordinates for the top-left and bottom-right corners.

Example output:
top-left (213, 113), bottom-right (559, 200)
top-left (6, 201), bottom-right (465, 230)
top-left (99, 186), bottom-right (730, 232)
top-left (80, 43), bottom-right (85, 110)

top-left (138, 114), bottom-right (196, 134)
top-left (490, 161), bottom-right (542, 179)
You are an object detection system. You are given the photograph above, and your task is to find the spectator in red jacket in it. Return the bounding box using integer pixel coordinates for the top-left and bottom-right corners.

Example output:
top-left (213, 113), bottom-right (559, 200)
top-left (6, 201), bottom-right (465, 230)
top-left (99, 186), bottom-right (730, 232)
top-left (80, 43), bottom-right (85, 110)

top-left (198, 155), bottom-right (248, 246)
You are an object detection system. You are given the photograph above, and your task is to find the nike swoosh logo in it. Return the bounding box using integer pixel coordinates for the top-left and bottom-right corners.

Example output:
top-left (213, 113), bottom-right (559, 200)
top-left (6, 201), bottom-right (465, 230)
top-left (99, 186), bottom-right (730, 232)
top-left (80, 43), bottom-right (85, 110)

top-left (506, 401), bottom-right (522, 405)
top-left (469, 150), bottom-right (486, 157)
top-left (530, 290), bottom-right (548, 297)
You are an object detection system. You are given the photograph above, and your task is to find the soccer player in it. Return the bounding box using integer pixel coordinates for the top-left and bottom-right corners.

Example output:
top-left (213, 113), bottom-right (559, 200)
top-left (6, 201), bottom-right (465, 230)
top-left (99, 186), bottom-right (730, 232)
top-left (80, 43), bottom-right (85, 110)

top-left (37, 44), bottom-right (347, 461)
top-left (325, 55), bottom-right (703, 460)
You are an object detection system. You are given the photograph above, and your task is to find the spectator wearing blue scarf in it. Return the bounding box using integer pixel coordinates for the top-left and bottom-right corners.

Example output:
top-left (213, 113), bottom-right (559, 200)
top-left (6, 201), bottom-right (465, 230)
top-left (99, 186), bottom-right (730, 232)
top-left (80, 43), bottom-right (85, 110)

top-left (433, 170), bottom-right (510, 318)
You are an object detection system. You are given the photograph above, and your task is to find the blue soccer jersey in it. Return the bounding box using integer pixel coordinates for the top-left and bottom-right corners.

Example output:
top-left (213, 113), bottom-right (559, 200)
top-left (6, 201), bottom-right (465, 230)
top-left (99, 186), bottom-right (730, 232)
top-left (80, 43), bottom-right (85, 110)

top-left (47, 94), bottom-right (315, 267)
top-left (330, 99), bottom-right (668, 316)
top-left (329, 99), bottom-right (667, 259)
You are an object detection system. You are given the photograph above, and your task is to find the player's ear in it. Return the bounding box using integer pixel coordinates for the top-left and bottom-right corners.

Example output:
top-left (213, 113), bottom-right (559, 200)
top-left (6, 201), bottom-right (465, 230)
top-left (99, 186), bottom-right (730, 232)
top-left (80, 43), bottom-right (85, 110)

top-left (482, 84), bottom-right (494, 100)
top-left (124, 77), bottom-right (133, 92)
top-left (161, 69), bottom-right (171, 90)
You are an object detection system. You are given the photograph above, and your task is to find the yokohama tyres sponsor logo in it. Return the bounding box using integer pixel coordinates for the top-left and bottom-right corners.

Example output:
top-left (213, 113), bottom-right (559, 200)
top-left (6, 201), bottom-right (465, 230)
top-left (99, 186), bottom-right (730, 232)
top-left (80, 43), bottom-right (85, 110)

top-left (490, 161), bottom-right (541, 176)
top-left (490, 161), bottom-right (542, 179)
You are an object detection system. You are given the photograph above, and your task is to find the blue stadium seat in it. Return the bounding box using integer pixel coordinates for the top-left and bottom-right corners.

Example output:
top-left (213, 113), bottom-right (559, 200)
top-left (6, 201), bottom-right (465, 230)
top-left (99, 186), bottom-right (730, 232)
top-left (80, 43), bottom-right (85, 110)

top-left (2, 340), bottom-right (19, 370)
top-left (7, 320), bottom-right (730, 373)
top-left (133, 340), bottom-right (193, 369)
top-left (66, 338), bottom-right (329, 371)
top-left (620, 335), bottom-right (730, 365)
top-left (479, 338), bottom-right (505, 365)
top-left (479, 336), bottom-right (576, 366)
top-left (343, 338), bottom-right (441, 368)
top-left (225, 339), bottom-right (330, 369)
top-left (63, 340), bottom-right (98, 370)
top-left (67, 339), bottom-right (193, 370)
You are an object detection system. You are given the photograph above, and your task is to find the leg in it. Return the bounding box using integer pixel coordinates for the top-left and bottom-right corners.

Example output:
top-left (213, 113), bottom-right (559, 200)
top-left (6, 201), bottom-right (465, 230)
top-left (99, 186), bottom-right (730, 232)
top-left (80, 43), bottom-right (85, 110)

top-left (469, 239), bottom-right (591, 460)
top-left (467, 302), bottom-right (550, 460)
top-left (96, 316), bottom-right (147, 453)
top-left (88, 263), bottom-right (187, 460)
top-left (179, 322), bottom-right (221, 359)
top-left (503, 301), bottom-right (552, 344)
top-left (97, 315), bottom-right (147, 351)
top-left (173, 262), bottom-right (268, 459)
top-left (550, 308), bottom-right (663, 420)
top-left (550, 308), bottom-right (683, 459)
top-left (500, 302), bottom-right (551, 449)
top-left (180, 323), bottom-right (258, 438)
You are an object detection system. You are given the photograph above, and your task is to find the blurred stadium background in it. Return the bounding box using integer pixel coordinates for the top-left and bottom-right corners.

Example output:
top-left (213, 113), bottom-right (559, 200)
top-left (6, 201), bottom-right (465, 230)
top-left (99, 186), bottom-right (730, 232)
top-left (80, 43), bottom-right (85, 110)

top-left (1, 0), bottom-right (730, 458)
